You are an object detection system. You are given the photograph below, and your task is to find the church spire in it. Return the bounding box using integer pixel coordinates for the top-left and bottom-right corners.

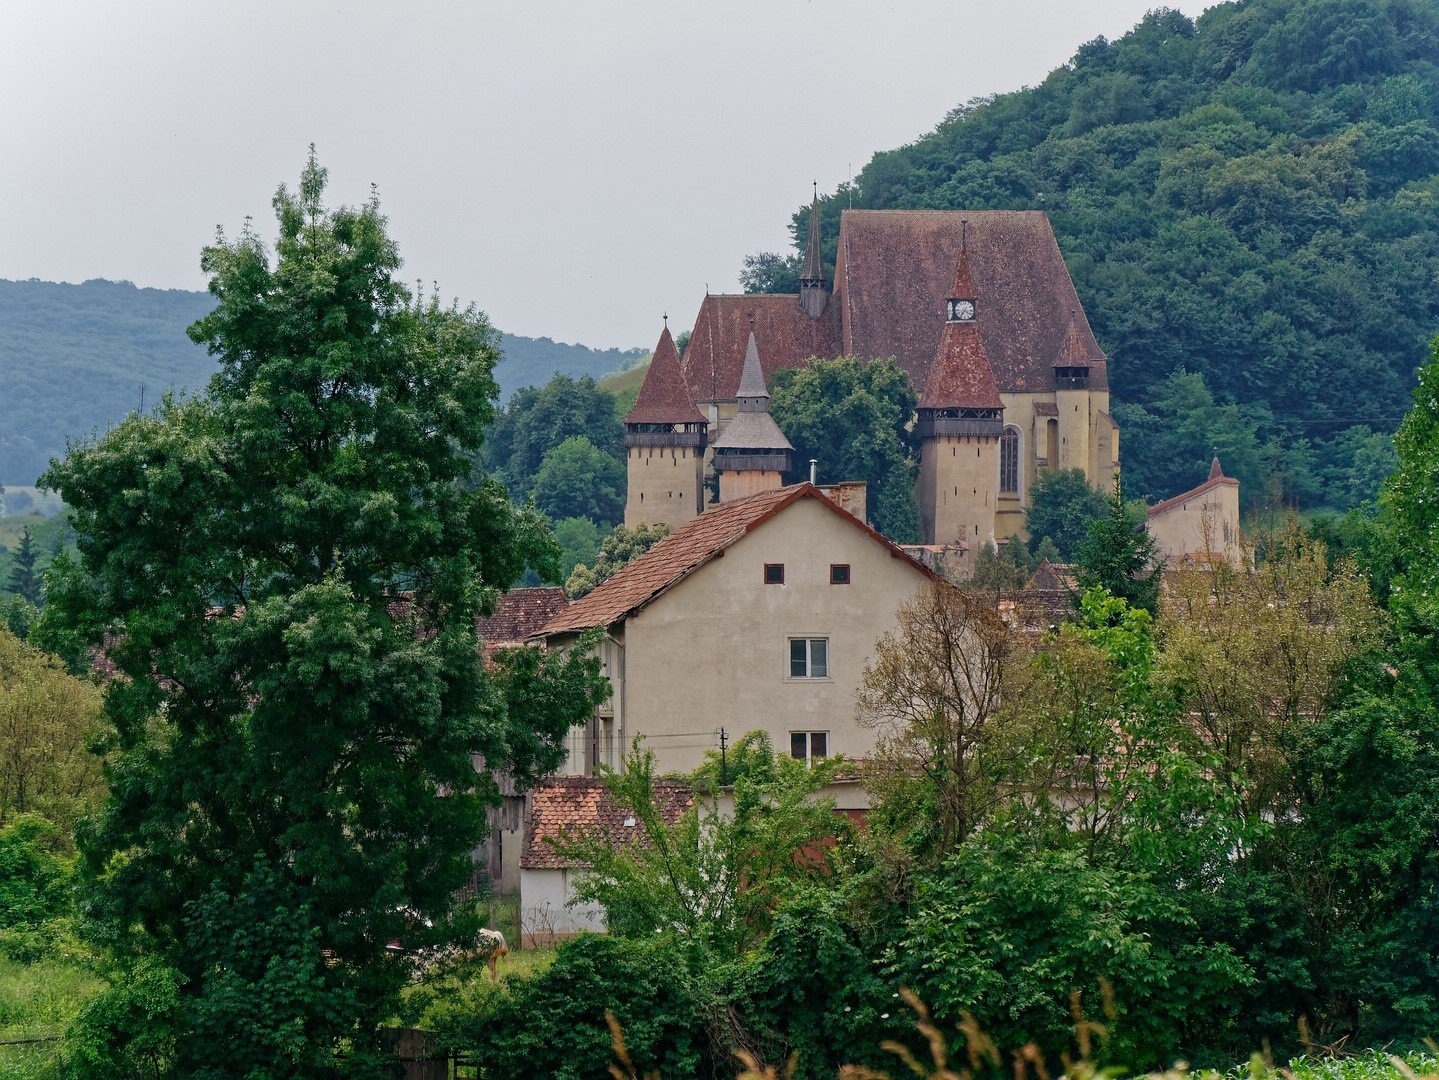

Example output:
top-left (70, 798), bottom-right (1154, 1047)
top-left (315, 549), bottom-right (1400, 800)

top-left (712, 332), bottom-right (793, 502)
top-left (798, 182), bottom-right (829, 319)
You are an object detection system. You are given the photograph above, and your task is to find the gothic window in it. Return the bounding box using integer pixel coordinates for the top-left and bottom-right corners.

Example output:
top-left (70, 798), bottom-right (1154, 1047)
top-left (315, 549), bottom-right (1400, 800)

top-left (1000, 427), bottom-right (1020, 494)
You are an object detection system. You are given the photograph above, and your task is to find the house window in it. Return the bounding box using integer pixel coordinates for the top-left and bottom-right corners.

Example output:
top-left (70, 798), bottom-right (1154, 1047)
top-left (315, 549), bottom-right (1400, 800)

top-left (790, 731), bottom-right (829, 762)
top-left (789, 637), bottom-right (829, 678)
top-left (763, 563), bottom-right (785, 585)
top-left (1000, 427), bottom-right (1019, 493)
top-left (830, 563), bottom-right (851, 585)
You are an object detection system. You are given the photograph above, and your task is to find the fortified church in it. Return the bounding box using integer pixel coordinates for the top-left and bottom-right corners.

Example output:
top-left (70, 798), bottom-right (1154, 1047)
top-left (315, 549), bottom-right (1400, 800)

top-left (622, 195), bottom-right (1121, 548)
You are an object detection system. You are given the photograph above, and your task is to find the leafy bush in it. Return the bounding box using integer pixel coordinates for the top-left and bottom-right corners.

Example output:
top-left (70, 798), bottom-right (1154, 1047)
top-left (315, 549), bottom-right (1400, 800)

top-left (442, 935), bottom-right (718, 1080)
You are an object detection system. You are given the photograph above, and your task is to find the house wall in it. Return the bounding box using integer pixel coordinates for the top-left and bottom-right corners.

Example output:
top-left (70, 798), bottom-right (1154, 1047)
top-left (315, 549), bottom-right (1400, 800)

top-left (519, 867), bottom-right (607, 943)
top-left (618, 497), bottom-right (931, 774)
top-left (1147, 481), bottom-right (1241, 566)
top-left (625, 445), bottom-right (705, 530)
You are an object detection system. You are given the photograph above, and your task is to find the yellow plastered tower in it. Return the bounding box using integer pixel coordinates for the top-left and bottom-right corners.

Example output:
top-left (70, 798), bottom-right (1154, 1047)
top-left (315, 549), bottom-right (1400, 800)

top-left (918, 241), bottom-right (1004, 547)
top-left (623, 323), bottom-right (709, 529)
top-left (712, 332), bottom-right (793, 503)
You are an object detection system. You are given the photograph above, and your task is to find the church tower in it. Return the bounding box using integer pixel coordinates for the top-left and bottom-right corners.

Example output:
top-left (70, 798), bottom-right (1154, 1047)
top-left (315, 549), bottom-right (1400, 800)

top-left (623, 322), bottom-right (709, 529)
top-left (1052, 314), bottom-right (1117, 491)
top-left (797, 183), bottom-right (828, 320)
top-left (711, 332), bottom-right (793, 502)
top-left (917, 240), bottom-right (1005, 546)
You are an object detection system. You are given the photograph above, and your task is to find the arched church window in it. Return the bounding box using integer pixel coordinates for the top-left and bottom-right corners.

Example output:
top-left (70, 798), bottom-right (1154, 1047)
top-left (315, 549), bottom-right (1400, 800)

top-left (1000, 427), bottom-right (1020, 494)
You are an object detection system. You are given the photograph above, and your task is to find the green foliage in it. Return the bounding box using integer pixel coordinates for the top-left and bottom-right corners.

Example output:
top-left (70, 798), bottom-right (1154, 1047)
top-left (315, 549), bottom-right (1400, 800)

top-left (1075, 481), bottom-right (1164, 616)
top-left (5, 529), bottom-right (41, 607)
top-left (40, 153), bottom-right (606, 1071)
top-left (62, 959), bottom-right (181, 1080)
top-left (442, 935), bottom-right (717, 1080)
top-left (739, 251), bottom-right (801, 295)
top-left (551, 516), bottom-right (604, 583)
top-left (1025, 468), bottom-right (1109, 559)
top-left (553, 742), bottom-right (845, 954)
top-left (566, 522), bottom-right (670, 598)
top-left (482, 373), bottom-right (624, 500)
top-left (531, 435), bottom-right (625, 526)
top-left (0, 628), bottom-right (105, 835)
top-left (0, 815), bottom-right (72, 961)
top-left (768, 356), bottom-right (920, 542)
top-left (895, 831), bottom-right (1249, 1066)
top-left (1384, 334), bottom-right (1439, 643)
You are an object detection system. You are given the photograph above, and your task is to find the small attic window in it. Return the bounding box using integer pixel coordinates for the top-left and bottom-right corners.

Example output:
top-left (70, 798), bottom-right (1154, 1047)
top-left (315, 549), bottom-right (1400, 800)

top-left (830, 564), bottom-right (851, 585)
top-left (763, 563), bottom-right (785, 585)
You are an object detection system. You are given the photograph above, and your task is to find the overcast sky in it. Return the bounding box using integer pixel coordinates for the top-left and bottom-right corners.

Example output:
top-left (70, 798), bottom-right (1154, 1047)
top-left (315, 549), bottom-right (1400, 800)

top-left (1, 1), bottom-right (1205, 351)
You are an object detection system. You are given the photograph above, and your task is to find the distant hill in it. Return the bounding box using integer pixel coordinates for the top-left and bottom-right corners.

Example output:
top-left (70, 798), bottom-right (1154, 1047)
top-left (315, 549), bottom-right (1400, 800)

top-left (0, 278), bottom-right (643, 484)
top-left (758, 0), bottom-right (1439, 511)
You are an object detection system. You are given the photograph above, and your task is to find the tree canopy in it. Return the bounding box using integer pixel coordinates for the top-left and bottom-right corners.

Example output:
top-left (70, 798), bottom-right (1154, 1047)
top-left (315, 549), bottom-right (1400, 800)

top-left (40, 153), bottom-right (606, 1072)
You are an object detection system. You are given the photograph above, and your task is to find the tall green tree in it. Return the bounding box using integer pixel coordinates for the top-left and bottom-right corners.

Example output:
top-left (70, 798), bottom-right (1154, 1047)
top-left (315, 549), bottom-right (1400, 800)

top-left (41, 154), bottom-right (605, 1073)
top-left (531, 434), bottom-right (625, 526)
top-left (1074, 479), bottom-right (1164, 616)
top-left (1024, 468), bottom-right (1109, 560)
top-left (768, 355), bottom-right (920, 541)
top-left (482, 373), bottom-right (623, 497)
top-left (6, 526), bottom-right (41, 606)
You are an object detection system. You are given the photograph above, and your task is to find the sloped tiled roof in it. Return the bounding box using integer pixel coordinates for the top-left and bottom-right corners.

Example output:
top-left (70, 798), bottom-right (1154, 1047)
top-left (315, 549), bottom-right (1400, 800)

top-left (537, 484), bottom-right (938, 636)
top-left (1147, 458), bottom-right (1239, 519)
top-left (800, 187), bottom-right (825, 282)
top-left (476, 587), bottom-right (571, 647)
top-left (918, 252), bottom-right (1003, 411)
top-left (521, 775), bottom-right (694, 870)
top-left (623, 326), bottom-right (706, 426)
top-left (833, 210), bottom-right (1108, 394)
top-left (1027, 559), bottom-right (1075, 592)
top-left (1053, 314), bottom-right (1106, 367)
top-left (681, 293), bottom-right (840, 404)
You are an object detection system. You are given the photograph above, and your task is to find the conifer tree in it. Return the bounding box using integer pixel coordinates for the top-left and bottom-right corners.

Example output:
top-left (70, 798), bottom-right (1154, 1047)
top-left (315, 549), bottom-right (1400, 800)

top-left (6, 527), bottom-right (41, 606)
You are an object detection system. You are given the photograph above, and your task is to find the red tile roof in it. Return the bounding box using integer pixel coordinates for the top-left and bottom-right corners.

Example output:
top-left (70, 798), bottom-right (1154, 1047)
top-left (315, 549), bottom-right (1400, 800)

top-left (833, 210), bottom-right (1108, 394)
top-left (1146, 459), bottom-right (1239, 519)
top-left (520, 775), bottom-right (694, 870)
top-left (623, 326), bottom-right (707, 426)
top-left (1053, 314), bottom-right (1105, 367)
top-left (476, 588), bottom-right (571, 647)
top-left (681, 293), bottom-right (841, 404)
top-left (536, 483), bottom-right (939, 636)
top-left (918, 294), bottom-right (1003, 412)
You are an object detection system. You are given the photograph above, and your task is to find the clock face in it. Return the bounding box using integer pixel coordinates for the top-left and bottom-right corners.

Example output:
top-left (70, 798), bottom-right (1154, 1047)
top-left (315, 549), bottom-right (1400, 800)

top-left (949, 299), bottom-right (976, 322)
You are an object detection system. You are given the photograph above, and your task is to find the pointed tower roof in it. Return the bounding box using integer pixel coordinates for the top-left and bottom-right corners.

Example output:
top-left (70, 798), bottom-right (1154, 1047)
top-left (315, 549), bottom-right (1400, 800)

top-left (800, 183), bottom-right (825, 283)
top-left (918, 252), bottom-right (1002, 412)
top-left (712, 333), bottom-right (794, 453)
top-left (623, 324), bottom-right (707, 426)
top-left (1208, 456), bottom-right (1224, 481)
top-left (734, 332), bottom-right (770, 400)
top-left (1052, 312), bottom-right (1106, 367)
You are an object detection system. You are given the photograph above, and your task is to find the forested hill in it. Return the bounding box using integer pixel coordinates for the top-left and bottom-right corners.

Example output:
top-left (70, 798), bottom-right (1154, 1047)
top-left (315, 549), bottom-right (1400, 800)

top-left (0, 278), bottom-right (644, 484)
top-left (763, 0), bottom-right (1439, 510)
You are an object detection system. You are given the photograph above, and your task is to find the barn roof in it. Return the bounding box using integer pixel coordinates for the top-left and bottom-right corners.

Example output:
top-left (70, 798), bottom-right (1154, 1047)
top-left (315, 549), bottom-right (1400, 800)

top-left (521, 775), bottom-right (694, 870)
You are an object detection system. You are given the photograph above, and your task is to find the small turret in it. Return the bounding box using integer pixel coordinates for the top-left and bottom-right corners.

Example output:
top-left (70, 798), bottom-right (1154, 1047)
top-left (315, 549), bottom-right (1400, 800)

top-left (711, 332), bottom-right (793, 502)
top-left (798, 183), bottom-right (828, 320)
top-left (623, 321), bottom-right (709, 528)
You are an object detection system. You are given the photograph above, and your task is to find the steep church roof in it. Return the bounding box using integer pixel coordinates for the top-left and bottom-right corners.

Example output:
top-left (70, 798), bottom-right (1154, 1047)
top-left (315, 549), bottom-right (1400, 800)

top-left (681, 293), bottom-right (841, 405)
top-left (1053, 313), bottom-right (1106, 367)
top-left (623, 324), bottom-right (706, 426)
top-left (917, 251), bottom-right (1003, 411)
top-left (831, 210), bottom-right (1108, 394)
top-left (799, 184), bottom-right (825, 283)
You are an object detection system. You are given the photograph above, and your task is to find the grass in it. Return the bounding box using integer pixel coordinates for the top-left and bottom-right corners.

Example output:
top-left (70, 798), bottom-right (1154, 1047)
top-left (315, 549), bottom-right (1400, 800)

top-left (0, 956), bottom-right (105, 1080)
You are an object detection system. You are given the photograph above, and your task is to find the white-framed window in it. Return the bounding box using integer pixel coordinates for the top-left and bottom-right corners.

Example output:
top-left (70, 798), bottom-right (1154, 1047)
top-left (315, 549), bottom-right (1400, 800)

top-left (790, 731), bottom-right (829, 762)
top-left (789, 637), bottom-right (829, 679)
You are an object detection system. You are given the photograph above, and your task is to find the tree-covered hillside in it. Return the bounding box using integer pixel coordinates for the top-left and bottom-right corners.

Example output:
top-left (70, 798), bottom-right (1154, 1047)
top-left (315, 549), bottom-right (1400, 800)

top-left (758, 0), bottom-right (1439, 510)
top-left (0, 278), bottom-right (643, 484)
